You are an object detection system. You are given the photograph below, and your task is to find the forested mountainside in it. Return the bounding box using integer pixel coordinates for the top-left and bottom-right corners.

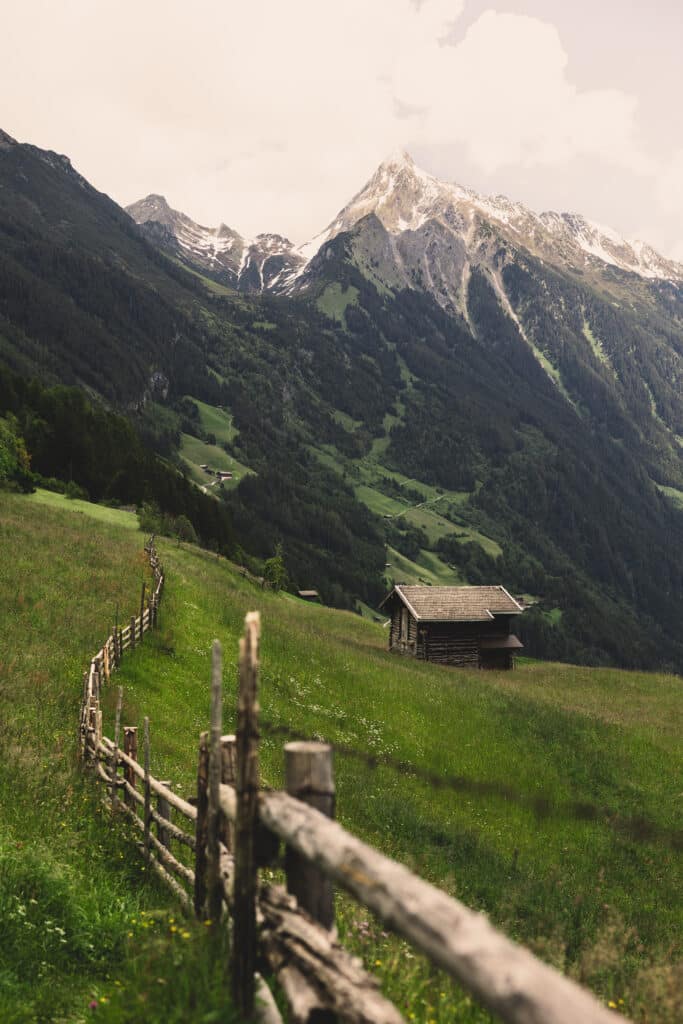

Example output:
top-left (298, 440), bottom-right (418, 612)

top-left (3, 128), bottom-right (683, 669)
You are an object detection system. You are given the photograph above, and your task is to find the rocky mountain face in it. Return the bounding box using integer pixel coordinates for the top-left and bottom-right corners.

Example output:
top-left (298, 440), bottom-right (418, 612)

top-left (295, 151), bottom-right (682, 310)
top-left (126, 194), bottom-right (305, 291)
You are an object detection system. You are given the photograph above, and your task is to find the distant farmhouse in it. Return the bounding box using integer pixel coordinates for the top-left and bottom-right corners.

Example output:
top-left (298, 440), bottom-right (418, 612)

top-left (379, 585), bottom-right (524, 670)
top-left (199, 464), bottom-right (233, 481)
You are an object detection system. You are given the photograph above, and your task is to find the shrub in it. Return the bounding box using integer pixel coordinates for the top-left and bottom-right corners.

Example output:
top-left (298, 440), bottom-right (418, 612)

top-left (0, 415), bottom-right (33, 493)
top-left (64, 480), bottom-right (89, 501)
top-left (175, 514), bottom-right (198, 545)
top-left (263, 543), bottom-right (287, 591)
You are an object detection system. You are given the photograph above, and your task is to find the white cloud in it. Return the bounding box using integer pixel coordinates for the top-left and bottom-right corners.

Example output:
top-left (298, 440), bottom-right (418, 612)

top-left (0, 1), bottom-right (681, 258)
top-left (393, 12), bottom-right (652, 177)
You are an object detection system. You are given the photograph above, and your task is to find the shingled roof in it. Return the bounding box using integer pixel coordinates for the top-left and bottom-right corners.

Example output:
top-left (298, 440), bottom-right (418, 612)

top-left (380, 585), bottom-right (523, 622)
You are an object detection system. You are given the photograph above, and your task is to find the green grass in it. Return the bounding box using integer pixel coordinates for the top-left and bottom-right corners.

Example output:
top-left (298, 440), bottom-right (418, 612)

top-left (316, 282), bottom-right (359, 322)
top-left (386, 545), bottom-right (463, 587)
top-left (657, 483), bottom-right (683, 511)
top-left (0, 492), bottom-right (237, 1022)
top-left (310, 437), bottom-right (499, 566)
top-left (179, 432), bottom-right (253, 493)
top-left (189, 398), bottom-right (238, 446)
top-left (3, 492), bottom-right (681, 1022)
top-left (109, 535), bottom-right (683, 1023)
top-left (582, 316), bottom-right (612, 369)
top-left (27, 488), bottom-right (139, 529)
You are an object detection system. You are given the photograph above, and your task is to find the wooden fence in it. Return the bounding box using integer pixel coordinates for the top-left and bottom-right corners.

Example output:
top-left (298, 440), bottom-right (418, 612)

top-left (79, 540), bottom-right (630, 1024)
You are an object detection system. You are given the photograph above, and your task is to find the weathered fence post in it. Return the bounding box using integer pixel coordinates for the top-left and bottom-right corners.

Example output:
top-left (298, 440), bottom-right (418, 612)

top-left (130, 615), bottom-right (136, 651)
top-left (221, 734), bottom-right (237, 852)
top-left (284, 741), bottom-right (336, 930)
top-left (207, 640), bottom-right (224, 924)
top-left (114, 603), bottom-right (119, 666)
top-left (139, 581), bottom-right (146, 642)
top-left (194, 731), bottom-right (209, 917)
top-left (232, 612), bottom-right (261, 1018)
top-left (123, 726), bottom-right (138, 807)
top-left (157, 782), bottom-right (172, 850)
top-left (143, 717), bottom-right (151, 863)
top-left (110, 686), bottom-right (123, 811)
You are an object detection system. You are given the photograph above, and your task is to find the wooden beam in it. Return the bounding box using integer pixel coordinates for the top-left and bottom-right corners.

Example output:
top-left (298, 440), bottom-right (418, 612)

top-left (207, 640), bottom-right (224, 924)
top-left (260, 884), bottom-right (405, 1024)
top-left (258, 792), bottom-right (627, 1024)
top-left (232, 611), bottom-right (261, 1018)
top-left (194, 731), bottom-right (209, 918)
top-left (284, 741), bottom-right (335, 930)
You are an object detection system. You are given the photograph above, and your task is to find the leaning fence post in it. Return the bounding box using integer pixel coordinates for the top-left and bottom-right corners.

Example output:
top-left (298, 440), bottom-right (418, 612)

top-left (123, 726), bottom-right (138, 807)
top-left (157, 782), bottom-right (172, 850)
top-left (110, 686), bottom-right (123, 811)
top-left (232, 612), bottom-right (261, 1019)
top-left (207, 641), bottom-right (224, 924)
top-left (221, 734), bottom-right (237, 852)
top-left (143, 717), bottom-right (151, 863)
top-left (114, 602), bottom-right (119, 665)
top-left (130, 615), bottom-right (136, 650)
top-left (140, 581), bottom-right (147, 641)
top-left (194, 731), bottom-right (209, 918)
top-left (285, 741), bottom-right (336, 930)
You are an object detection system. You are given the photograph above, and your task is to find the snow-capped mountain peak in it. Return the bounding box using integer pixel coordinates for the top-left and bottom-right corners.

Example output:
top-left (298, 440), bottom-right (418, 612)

top-left (127, 155), bottom-right (682, 300)
top-left (298, 152), bottom-right (682, 291)
top-left (126, 195), bottom-right (306, 292)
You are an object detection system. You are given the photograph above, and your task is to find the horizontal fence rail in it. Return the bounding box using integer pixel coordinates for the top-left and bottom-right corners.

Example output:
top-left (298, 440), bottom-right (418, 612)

top-left (78, 541), bottom-right (632, 1024)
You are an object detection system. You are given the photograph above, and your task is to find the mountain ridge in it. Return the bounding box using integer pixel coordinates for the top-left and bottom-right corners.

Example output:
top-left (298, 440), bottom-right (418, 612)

top-left (127, 151), bottom-right (683, 300)
top-left (126, 193), bottom-right (306, 291)
top-left (4, 126), bottom-right (683, 673)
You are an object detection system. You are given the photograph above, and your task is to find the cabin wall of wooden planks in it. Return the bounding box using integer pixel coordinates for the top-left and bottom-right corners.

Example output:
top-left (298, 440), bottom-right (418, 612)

top-left (418, 626), bottom-right (479, 666)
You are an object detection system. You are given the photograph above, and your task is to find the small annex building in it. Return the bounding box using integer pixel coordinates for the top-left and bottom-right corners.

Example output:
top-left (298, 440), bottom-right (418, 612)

top-left (379, 585), bottom-right (524, 669)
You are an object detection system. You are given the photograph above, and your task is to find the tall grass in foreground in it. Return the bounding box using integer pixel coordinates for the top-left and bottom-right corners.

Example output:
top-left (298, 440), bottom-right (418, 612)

top-left (0, 492), bottom-right (236, 1022)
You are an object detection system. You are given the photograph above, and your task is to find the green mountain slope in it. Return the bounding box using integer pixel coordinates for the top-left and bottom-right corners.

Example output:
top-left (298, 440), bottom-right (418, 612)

top-left (3, 128), bottom-right (683, 671)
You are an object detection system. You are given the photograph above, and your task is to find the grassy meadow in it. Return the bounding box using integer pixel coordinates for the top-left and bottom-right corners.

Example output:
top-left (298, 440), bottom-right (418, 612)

top-left (0, 488), bottom-right (681, 1022)
top-left (113, 531), bottom-right (681, 1022)
top-left (0, 491), bottom-right (238, 1023)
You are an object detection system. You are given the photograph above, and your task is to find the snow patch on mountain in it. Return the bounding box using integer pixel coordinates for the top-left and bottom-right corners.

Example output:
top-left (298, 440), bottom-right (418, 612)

top-left (126, 195), bottom-right (306, 292)
top-left (299, 151), bottom-right (682, 288)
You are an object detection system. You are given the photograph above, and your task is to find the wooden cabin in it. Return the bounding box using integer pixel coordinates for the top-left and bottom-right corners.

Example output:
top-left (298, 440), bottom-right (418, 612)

top-left (298, 589), bottom-right (321, 603)
top-left (379, 585), bottom-right (524, 669)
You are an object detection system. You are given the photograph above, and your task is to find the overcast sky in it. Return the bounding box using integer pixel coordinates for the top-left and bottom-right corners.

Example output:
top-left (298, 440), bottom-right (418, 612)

top-left (2, 0), bottom-right (682, 258)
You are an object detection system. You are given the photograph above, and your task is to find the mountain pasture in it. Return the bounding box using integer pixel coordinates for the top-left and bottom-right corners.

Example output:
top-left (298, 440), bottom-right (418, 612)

top-left (0, 491), bottom-right (681, 1020)
top-left (107, 515), bottom-right (682, 1022)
